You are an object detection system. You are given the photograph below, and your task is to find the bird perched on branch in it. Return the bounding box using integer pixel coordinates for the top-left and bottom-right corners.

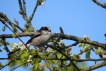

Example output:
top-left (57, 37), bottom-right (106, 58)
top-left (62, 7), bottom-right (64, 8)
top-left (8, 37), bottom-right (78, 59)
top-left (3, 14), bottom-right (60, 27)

top-left (26, 26), bottom-right (52, 48)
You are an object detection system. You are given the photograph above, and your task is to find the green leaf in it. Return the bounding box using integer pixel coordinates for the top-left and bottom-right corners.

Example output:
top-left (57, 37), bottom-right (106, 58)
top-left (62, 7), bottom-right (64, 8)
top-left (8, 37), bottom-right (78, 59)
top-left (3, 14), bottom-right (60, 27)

top-left (0, 49), bottom-right (2, 52)
top-left (0, 62), bottom-right (2, 67)
top-left (81, 43), bottom-right (84, 47)
top-left (86, 50), bottom-right (91, 59)
top-left (67, 66), bottom-right (75, 71)
top-left (1, 19), bottom-right (6, 24)
top-left (12, 24), bottom-right (15, 29)
top-left (79, 43), bottom-right (86, 47)
top-left (82, 43), bottom-right (86, 47)
top-left (9, 60), bottom-right (16, 68)
top-left (47, 53), bottom-right (56, 58)
top-left (12, 34), bottom-right (16, 38)
top-left (2, 26), bottom-right (6, 32)
top-left (57, 52), bottom-right (63, 59)
top-left (78, 43), bottom-right (82, 47)
top-left (78, 62), bottom-right (86, 68)
top-left (31, 49), bottom-right (37, 56)
top-left (15, 60), bottom-right (22, 65)
top-left (0, 43), bottom-right (2, 47)
top-left (21, 51), bottom-right (29, 59)
top-left (103, 51), bottom-right (106, 55)
top-left (34, 59), bottom-right (39, 69)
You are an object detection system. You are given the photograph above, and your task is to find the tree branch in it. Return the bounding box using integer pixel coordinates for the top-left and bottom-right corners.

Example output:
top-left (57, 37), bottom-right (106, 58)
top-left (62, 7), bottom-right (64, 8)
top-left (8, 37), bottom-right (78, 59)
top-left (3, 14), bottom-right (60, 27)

top-left (67, 41), bottom-right (79, 47)
top-left (0, 32), bottom-right (35, 38)
top-left (18, 0), bottom-right (34, 32)
top-left (10, 60), bottom-right (31, 71)
top-left (0, 58), bottom-right (8, 60)
top-left (0, 33), bottom-right (105, 49)
top-left (77, 47), bottom-right (92, 56)
top-left (29, 0), bottom-right (39, 23)
top-left (0, 12), bottom-right (24, 32)
top-left (18, 0), bottom-right (29, 22)
top-left (81, 61), bottom-right (106, 71)
top-left (22, 0), bottom-right (26, 16)
top-left (53, 33), bottom-right (106, 49)
top-left (92, 0), bottom-right (106, 9)
top-left (42, 58), bottom-right (106, 62)
top-left (0, 52), bottom-right (22, 70)
top-left (1, 57), bottom-right (106, 62)
top-left (47, 44), bottom-right (80, 71)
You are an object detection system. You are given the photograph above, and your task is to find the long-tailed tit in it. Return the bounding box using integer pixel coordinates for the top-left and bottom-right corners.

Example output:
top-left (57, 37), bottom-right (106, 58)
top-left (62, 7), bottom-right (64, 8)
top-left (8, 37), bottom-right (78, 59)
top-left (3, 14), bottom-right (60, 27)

top-left (26, 26), bottom-right (52, 47)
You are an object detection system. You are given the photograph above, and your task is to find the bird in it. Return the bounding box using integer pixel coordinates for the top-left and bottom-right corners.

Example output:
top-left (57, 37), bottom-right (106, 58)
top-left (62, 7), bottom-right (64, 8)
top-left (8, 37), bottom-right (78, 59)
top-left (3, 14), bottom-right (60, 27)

top-left (26, 26), bottom-right (52, 48)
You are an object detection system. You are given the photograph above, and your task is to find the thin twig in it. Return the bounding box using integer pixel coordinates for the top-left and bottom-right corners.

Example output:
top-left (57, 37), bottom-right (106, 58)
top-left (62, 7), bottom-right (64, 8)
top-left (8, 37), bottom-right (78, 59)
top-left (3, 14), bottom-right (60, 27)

top-left (91, 48), bottom-right (103, 58)
top-left (77, 48), bottom-right (92, 56)
top-left (18, 0), bottom-right (29, 22)
top-left (29, 0), bottom-right (39, 23)
top-left (67, 41), bottom-right (79, 47)
top-left (92, 0), bottom-right (106, 9)
top-left (47, 44), bottom-right (80, 71)
top-left (18, 0), bottom-right (34, 32)
top-left (104, 34), bottom-right (106, 37)
top-left (0, 58), bottom-right (9, 60)
top-left (53, 33), bottom-right (106, 49)
top-left (22, 0), bottom-right (27, 17)
top-left (10, 60), bottom-right (31, 71)
top-left (8, 48), bottom-right (20, 55)
top-left (1, 36), bottom-right (10, 53)
top-left (0, 12), bottom-right (24, 32)
top-left (0, 52), bottom-right (22, 70)
top-left (41, 58), bottom-right (106, 62)
top-left (59, 27), bottom-right (64, 34)
top-left (4, 23), bottom-right (30, 52)
top-left (44, 56), bottom-right (52, 71)
top-left (0, 16), bottom-right (30, 53)
top-left (81, 61), bottom-right (106, 71)
top-left (1, 57), bottom-right (106, 62)
top-left (18, 0), bottom-right (23, 11)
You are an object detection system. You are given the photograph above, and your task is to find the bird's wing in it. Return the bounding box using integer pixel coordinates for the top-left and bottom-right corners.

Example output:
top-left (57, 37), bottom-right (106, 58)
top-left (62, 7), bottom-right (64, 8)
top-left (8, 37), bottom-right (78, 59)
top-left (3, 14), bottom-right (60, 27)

top-left (26, 34), bottom-right (42, 45)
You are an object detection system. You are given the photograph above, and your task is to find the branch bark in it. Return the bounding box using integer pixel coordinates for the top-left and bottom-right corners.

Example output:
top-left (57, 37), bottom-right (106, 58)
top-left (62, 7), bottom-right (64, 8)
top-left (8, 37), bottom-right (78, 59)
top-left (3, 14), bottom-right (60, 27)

top-left (0, 33), bottom-right (105, 49)
top-left (92, 0), bottom-right (106, 9)
top-left (81, 61), bottom-right (106, 71)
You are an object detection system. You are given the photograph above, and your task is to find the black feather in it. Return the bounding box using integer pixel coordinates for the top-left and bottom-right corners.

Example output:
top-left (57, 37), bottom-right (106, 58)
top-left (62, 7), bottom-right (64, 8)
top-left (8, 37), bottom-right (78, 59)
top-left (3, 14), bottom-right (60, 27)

top-left (26, 34), bottom-right (41, 45)
top-left (39, 26), bottom-right (51, 32)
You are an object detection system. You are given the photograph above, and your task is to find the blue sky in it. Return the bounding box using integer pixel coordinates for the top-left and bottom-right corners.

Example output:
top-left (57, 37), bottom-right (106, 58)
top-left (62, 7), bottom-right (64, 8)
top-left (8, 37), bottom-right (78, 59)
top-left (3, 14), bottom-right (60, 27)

top-left (0, 0), bottom-right (106, 71)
